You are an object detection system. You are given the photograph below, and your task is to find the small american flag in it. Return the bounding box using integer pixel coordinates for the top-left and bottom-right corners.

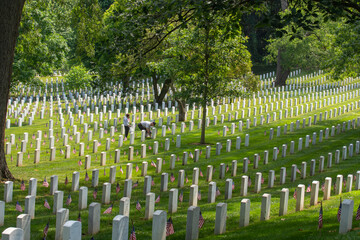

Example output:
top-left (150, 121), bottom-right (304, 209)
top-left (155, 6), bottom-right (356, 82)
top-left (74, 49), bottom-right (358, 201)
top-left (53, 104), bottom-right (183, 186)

top-left (199, 170), bottom-right (203, 177)
top-left (133, 181), bottom-right (139, 188)
top-left (306, 184), bottom-right (311, 192)
top-left (104, 204), bottom-right (113, 214)
top-left (218, 130), bottom-right (220, 135)
top-left (16, 201), bottom-right (23, 212)
top-left (343, 179), bottom-right (346, 187)
top-left (179, 191), bottom-right (183, 202)
top-left (318, 202), bottom-right (323, 229)
top-left (130, 225), bottom-right (136, 240)
top-left (293, 189), bottom-right (297, 199)
top-left (151, 161), bottom-right (156, 168)
top-left (151, 179), bottom-right (155, 186)
top-left (226, 165), bottom-right (229, 173)
top-left (199, 211), bottom-right (205, 228)
top-left (66, 194), bottom-right (72, 205)
top-left (166, 217), bottom-right (175, 236)
top-left (149, 145), bottom-right (152, 150)
top-left (321, 183), bottom-right (325, 192)
top-left (177, 156), bottom-right (179, 161)
top-left (27, 152), bottom-right (30, 159)
top-left (356, 204), bottom-right (360, 220)
top-left (155, 195), bottom-right (160, 203)
top-left (170, 173), bottom-right (175, 182)
top-left (44, 199), bottom-right (51, 209)
top-left (103, 168), bottom-right (106, 176)
top-left (20, 180), bottom-right (25, 191)
top-left (185, 175), bottom-right (189, 183)
top-left (43, 221), bottom-right (49, 238)
top-left (232, 181), bottom-right (235, 190)
top-left (136, 150), bottom-right (139, 156)
top-left (216, 187), bottom-right (221, 197)
top-left (116, 182), bottom-right (120, 194)
top-left (65, 175), bottom-right (68, 185)
top-left (120, 166), bottom-right (123, 174)
top-left (85, 171), bottom-right (89, 181)
top-left (78, 159), bottom-right (82, 166)
top-left (248, 177), bottom-right (252, 187)
top-left (198, 190), bottom-right (201, 200)
top-left (136, 164), bottom-right (139, 172)
top-left (77, 212), bottom-right (81, 222)
top-left (261, 176), bottom-right (264, 184)
top-left (73, 148), bottom-right (76, 154)
top-left (136, 201), bottom-right (141, 211)
top-left (296, 168), bottom-right (301, 174)
top-left (93, 188), bottom-right (98, 199)
top-left (337, 198), bottom-right (342, 222)
top-left (43, 177), bottom-right (49, 187)
top-left (189, 152), bottom-right (193, 159)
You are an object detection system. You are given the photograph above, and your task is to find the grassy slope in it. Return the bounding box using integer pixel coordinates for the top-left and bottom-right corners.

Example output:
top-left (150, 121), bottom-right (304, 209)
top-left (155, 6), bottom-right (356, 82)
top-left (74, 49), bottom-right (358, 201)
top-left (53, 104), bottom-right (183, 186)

top-left (2, 75), bottom-right (360, 239)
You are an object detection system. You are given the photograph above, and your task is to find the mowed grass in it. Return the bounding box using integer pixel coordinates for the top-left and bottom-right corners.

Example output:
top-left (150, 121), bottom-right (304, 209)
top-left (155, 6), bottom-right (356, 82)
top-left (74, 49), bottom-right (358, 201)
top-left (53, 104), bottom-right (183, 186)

top-left (2, 77), bottom-right (360, 239)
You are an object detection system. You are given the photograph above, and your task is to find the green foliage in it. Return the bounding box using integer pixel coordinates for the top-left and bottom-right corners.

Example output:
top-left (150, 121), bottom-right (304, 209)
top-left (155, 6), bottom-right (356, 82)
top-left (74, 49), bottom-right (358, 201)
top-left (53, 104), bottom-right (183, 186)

top-left (13, 0), bottom-right (69, 86)
top-left (64, 65), bottom-right (92, 90)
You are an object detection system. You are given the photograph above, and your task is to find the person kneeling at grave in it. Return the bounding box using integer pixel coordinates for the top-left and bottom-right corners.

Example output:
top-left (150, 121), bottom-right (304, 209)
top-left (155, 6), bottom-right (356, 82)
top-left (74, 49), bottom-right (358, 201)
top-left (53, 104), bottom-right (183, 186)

top-left (138, 121), bottom-right (156, 137)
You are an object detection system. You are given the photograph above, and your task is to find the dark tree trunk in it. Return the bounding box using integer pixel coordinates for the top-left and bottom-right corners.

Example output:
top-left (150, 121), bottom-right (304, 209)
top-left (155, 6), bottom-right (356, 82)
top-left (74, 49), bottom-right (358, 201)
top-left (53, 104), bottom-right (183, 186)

top-left (275, 49), bottom-right (290, 87)
top-left (152, 73), bottom-right (159, 102)
top-left (176, 99), bottom-right (186, 122)
top-left (200, 99), bottom-right (207, 144)
top-left (0, 0), bottom-right (26, 180)
top-left (154, 78), bottom-right (172, 104)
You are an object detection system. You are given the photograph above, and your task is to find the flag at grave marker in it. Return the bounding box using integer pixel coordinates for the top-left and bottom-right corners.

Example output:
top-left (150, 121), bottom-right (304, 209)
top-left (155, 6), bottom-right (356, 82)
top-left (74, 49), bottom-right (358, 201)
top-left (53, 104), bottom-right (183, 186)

top-left (136, 164), bottom-right (139, 172)
top-left (185, 175), bottom-right (189, 183)
top-left (261, 176), bottom-right (264, 184)
top-left (226, 165), bottom-right (229, 173)
top-left (104, 204), bottom-right (113, 214)
top-left (293, 189), bottom-right (297, 199)
top-left (136, 201), bottom-right (141, 211)
top-left (216, 187), bottom-right (221, 197)
top-left (93, 188), bottom-right (98, 199)
top-left (179, 191), bottom-right (183, 202)
top-left (151, 179), bottom-right (155, 186)
top-left (43, 221), bottom-right (49, 238)
top-left (65, 175), bottom-right (68, 185)
top-left (198, 190), bottom-right (201, 200)
top-left (85, 171), bottom-right (89, 181)
top-left (200, 170), bottom-right (203, 177)
top-left (27, 152), bottom-right (30, 159)
top-left (44, 199), bottom-right (51, 209)
top-left (78, 159), bottom-right (82, 166)
top-left (356, 204), bottom-right (360, 220)
top-left (189, 152), bottom-right (193, 159)
top-left (170, 173), bottom-right (175, 182)
top-left (77, 212), bottom-right (81, 222)
top-left (199, 211), bottom-right (205, 228)
top-left (248, 177), bottom-right (252, 187)
top-left (66, 194), bottom-right (72, 205)
top-left (177, 156), bottom-right (179, 161)
top-left (155, 195), bottom-right (160, 203)
top-left (337, 198), bottom-right (342, 222)
top-left (151, 161), bottom-right (156, 168)
top-left (232, 181), bottom-right (235, 190)
top-left (116, 183), bottom-right (120, 194)
top-left (43, 177), bottom-right (49, 187)
top-left (120, 166), bottom-right (124, 174)
top-left (130, 225), bottom-right (136, 240)
top-left (166, 217), bottom-right (175, 236)
top-left (318, 202), bottom-right (323, 229)
top-left (306, 184), bottom-right (311, 192)
top-left (136, 150), bottom-right (139, 156)
top-left (343, 179), bottom-right (346, 187)
top-left (149, 145), bottom-right (152, 150)
top-left (73, 148), bottom-right (76, 154)
top-left (20, 180), bottom-right (25, 191)
top-left (16, 201), bottom-right (23, 212)
top-left (133, 181), bottom-right (139, 188)
top-left (321, 183), bottom-right (324, 192)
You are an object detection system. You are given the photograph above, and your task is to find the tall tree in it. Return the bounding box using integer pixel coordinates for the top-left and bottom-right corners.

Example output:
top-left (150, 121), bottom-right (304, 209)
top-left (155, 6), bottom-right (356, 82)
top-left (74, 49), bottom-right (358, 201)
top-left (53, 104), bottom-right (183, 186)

top-left (0, 0), bottom-right (26, 179)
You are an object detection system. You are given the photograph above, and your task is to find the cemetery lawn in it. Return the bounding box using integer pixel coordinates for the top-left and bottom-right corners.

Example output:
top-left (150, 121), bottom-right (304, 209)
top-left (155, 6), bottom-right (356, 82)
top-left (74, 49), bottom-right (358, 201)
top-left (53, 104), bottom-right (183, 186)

top-left (3, 76), bottom-right (360, 239)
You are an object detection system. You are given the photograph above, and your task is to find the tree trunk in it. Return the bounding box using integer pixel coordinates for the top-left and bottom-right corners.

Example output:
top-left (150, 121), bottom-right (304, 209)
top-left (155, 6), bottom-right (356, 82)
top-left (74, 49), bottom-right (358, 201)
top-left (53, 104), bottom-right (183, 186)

top-left (0, 0), bottom-right (26, 180)
top-left (155, 78), bottom-right (172, 104)
top-left (177, 99), bottom-right (186, 122)
top-left (152, 73), bottom-right (159, 102)
top-left (275, 49), bottom-right (290, 87)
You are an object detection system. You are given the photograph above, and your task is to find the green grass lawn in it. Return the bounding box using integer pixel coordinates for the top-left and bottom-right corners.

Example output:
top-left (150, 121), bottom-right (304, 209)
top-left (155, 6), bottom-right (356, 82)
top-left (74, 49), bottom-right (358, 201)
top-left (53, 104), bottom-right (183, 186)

top-left (2, 75), bottom-right (360, 239)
